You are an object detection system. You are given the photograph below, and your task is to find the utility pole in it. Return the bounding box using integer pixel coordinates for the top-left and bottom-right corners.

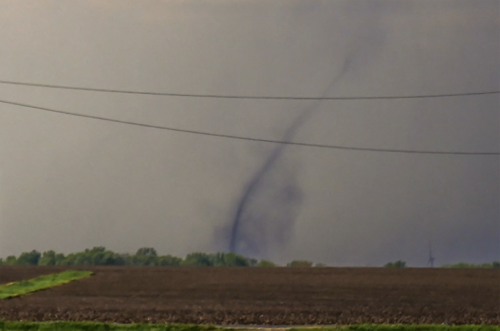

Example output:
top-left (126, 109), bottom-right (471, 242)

top-left (427, 241), bottom-right (435, 267)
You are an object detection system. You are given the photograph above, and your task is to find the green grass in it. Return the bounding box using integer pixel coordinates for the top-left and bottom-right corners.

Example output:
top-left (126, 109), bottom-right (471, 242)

top-left (0, 270), bottom-right (93, 300)
top-left (290, 326), bottom-right (499, 331)
top-left (0, 323), bottom-right (498, 331)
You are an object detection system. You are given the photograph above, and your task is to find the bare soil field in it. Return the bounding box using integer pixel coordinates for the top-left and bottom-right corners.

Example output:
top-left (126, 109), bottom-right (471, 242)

top-left (0, 266), bottom-right (498, 325)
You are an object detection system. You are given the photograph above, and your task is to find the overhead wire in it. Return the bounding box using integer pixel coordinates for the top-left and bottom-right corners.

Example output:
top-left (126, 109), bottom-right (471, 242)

top-left (1, 80), bottom-right (499, 100)
top-left (1, 98), bottom-right (498, 156)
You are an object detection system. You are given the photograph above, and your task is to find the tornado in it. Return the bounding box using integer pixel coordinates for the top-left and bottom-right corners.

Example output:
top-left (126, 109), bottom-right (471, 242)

top-left (228, 56), bottom-right (354, 256)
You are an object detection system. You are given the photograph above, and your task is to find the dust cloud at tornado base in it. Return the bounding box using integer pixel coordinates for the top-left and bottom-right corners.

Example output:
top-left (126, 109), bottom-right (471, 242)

top-left (0, 0), bottom-right (498, 266)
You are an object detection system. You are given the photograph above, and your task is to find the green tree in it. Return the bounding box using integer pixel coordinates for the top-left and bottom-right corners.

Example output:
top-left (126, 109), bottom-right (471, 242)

top-left (287, 260), bottom-right (313, 267)
top-left (182, 252), bottom-right (212, 266)
top-left (384, 260), bottom-right (406, 268)
top-left (223, 252), bottom-right (249, 266)
top-left (58, 247), bottom-right (125, 266)
top-left (75, 254), bottom-right (90, 266)
top-left (16, 250), bottom-right (41, 265)
top-left (59, 253), bottom-right (77, 266)
top-left (157, 255), bottom-right (182, 266)
top-left (257, 259), bottom-right (277, 267)
top-left (442, 262), bottom-right (499, 268)
top-left (135, 247), bottom-right (157, 257)
top-left (39, 250), bottom-right (57, 266)
top-left (86, 247), bottom-right (125, 266)
top-left (90, 247), bottom-right (111, 265)
top-left (54, 253), bottom-right (66, 265)
top-left (207, 252), bottom-right (249, 267)
top-left (133, 247), bottom-right (158, 266)
top-left (5, 256), bottom-right (16, 265)
top-left (209, 252), bottom-right (227, 266)
top-left (315, 263), bottom-right (327, 267)
top-left (119, 253), bottom-right (134, 266)
top-left (246, 258), bottom-right (258, 267)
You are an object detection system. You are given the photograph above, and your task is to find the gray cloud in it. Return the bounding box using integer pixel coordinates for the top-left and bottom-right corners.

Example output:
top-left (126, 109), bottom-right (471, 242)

top-left (0, 0), bottom-right (498, 266)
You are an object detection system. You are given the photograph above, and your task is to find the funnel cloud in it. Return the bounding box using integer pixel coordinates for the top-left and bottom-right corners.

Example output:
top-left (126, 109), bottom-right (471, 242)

top-left (228, 54), bottom-right (362, 257)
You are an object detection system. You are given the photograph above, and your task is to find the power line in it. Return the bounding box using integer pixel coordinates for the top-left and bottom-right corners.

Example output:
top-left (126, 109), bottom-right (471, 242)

top-left (1, 98), bottom-right (498, 155)
top-left (1, 80), bottom-right (499, 100)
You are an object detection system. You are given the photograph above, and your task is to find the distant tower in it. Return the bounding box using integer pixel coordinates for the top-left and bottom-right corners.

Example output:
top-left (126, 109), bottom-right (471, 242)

top-left (427, 241), bottom-right (435, 267)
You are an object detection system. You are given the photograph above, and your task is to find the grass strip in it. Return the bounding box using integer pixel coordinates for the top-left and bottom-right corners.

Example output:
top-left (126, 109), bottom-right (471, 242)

top-left (0, 270), bottom-right (93, 300)
top-left (290, 326), bottom-right (500, 331)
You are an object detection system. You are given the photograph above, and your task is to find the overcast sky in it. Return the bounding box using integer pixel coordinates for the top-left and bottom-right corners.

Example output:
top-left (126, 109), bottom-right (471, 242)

top-left (0, 0), bottom-right (498, 266)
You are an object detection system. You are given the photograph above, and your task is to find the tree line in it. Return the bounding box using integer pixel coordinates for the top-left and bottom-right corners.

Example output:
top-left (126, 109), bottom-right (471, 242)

top-left (0, 248), bottom-right (497, 268)
top-left (382, 260), bottom-right (499, 268)
top-left (440, 262), bottom-right (500, 268)
top-left (0, 247), bottom-right (324, 267)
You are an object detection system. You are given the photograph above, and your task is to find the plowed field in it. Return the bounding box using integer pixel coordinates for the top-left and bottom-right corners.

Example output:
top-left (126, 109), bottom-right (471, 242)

top-left (0, 267), bottom-right (498, 325)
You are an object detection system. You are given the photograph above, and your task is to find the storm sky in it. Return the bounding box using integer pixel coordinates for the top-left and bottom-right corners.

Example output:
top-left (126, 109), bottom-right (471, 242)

top-left (0, 0), bottom-right (498, 266)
